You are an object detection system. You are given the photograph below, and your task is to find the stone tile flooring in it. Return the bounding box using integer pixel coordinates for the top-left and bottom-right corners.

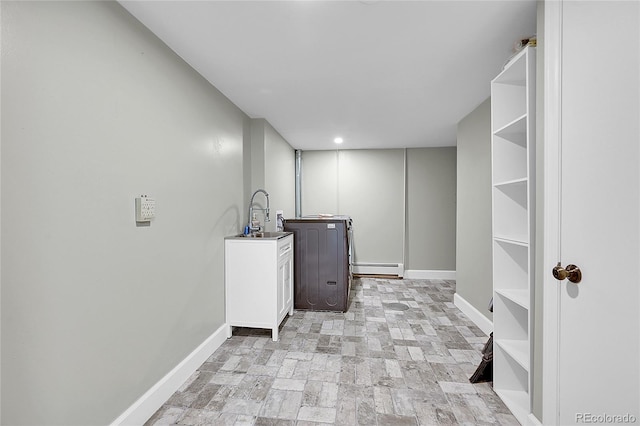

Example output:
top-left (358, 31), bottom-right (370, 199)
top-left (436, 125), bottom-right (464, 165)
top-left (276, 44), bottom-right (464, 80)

top-left (145, 278), bottom-right (518, 425)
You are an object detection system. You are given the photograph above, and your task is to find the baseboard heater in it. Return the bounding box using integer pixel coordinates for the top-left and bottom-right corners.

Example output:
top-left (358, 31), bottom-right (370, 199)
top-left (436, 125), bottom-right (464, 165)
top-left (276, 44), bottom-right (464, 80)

top-left (352, 263), bottom-right (404, 278)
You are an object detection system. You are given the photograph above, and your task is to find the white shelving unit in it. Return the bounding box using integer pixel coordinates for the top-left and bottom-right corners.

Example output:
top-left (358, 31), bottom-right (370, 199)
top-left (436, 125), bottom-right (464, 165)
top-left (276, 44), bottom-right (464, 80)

top-left (491, 46), bottom-right (536, 425)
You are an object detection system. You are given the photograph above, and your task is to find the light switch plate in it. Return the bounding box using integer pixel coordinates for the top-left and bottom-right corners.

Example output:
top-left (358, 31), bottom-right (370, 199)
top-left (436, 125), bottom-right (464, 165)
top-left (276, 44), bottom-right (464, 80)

top-left (135, 196), bottom-right (155, 222)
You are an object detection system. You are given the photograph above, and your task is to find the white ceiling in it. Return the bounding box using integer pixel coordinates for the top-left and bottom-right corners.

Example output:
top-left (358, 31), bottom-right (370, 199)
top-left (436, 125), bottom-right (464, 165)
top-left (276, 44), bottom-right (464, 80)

top-left (119, 0), bottom-right (537, 151)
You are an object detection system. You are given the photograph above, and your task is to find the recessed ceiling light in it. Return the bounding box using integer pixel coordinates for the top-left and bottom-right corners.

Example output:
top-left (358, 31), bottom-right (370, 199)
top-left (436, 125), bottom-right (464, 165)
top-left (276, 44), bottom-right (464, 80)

top-left (334, 137), bottom-right (344, 144)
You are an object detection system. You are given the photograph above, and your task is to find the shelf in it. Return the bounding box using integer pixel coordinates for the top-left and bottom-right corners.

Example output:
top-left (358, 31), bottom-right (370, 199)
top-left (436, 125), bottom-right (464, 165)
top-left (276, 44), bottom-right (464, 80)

top-left (493, 239), bottom-right (529, 295)
top-left (495, 289), bottom-right (529, 309)
top-left (493, 48), bottom-right (528, 85)
top-left (496, 339), bottom-right (530, 370)
top-left (494, 343), bottom-right (529, 395)
top-left (494, 177), bottom-right (527, 191)
top-left (492, 86), bottom-right (526, 130)
top-left (494, 293), bottom-right (528, 342)
top-left (493, 139), bottom-right (527, 184)
top-left (494, 177), bottom-right (528, 188)
top-left (493, 114), bottom-right (528, 183)
top-left (494, 114), bottom-right (527, 138)
top-left (493, 236), bottom-right (529, 247)
top-left (492, 234), bottom-right (528, 246)
top-left (493, 183), bottom-right (529, 244)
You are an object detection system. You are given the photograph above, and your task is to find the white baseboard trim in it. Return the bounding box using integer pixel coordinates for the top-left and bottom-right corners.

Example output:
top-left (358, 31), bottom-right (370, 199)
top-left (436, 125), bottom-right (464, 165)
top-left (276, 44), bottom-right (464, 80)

top-left (110, 323), bottom-right (228, 426)
top-left (403, 270), bottom-right (456, 280)
top-left (353, 263), bottom-right (404, 277)
top-left (453, 293), bottom-right (493, 336)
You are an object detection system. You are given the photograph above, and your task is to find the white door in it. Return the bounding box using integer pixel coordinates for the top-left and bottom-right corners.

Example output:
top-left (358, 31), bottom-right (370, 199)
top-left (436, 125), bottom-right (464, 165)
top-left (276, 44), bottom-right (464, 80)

top-left (544, 1), bottom-right (640, 424)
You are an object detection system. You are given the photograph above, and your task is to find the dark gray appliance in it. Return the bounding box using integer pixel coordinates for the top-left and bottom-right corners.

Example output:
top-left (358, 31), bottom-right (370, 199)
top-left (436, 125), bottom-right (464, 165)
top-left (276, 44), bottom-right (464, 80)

top-left (284, 216), bottom-right (352, 312)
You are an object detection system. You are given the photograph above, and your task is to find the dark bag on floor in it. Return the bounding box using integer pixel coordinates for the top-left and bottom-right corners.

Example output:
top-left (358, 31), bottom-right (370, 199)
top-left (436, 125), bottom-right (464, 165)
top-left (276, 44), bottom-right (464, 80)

top-left (469, 332), bottom-right (493, 383)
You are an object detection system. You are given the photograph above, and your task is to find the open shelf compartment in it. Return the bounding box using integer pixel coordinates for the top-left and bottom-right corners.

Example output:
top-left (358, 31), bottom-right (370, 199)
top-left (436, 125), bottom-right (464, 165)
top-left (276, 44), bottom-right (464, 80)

top-left (492, 181), bottom-right (529, 244)
top-left (494, 345), bottom-right (530, 424)
top-left (493, 115), bottom-right (528, 184)
top-left (493, 239), bottom-right (529, 295)
top-left (492, 83), bottom-right (526, 131)
top-left (493, 292), bottom-right (528, 342)
top-left (496, 339), bottom-right (530, 371)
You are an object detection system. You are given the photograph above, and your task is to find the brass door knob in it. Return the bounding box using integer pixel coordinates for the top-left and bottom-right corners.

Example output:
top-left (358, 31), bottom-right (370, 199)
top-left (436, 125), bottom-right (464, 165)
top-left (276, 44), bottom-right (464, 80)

top-left (552, 262), bottom-right (582, 283)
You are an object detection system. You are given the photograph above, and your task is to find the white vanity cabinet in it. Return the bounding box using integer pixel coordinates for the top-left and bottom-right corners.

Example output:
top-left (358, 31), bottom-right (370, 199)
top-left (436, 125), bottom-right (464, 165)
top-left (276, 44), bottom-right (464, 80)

top-left (224, 233), bottom-right (294, 341)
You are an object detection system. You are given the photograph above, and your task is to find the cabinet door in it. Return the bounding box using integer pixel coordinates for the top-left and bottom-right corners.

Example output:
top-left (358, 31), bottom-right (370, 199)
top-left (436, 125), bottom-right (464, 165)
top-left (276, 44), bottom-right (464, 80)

top-left (285, 255), bottom-right (293, 309)
top-left (278, 256), bottom-right (293, 317)
top-left (545, 2), bottom-right (640, 423)
top-left (277, 237), bottom-right (294, 320)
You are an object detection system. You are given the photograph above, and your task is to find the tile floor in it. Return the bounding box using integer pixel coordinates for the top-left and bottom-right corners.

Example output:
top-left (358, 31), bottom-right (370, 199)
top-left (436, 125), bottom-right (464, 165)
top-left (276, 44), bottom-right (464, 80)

top-left (145, 277), bottom-right (517, 425)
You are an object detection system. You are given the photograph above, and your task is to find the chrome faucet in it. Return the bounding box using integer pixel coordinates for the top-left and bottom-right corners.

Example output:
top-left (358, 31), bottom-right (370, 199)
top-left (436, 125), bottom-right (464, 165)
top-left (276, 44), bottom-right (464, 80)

top-left (247, 189), bottom-right (270, 233)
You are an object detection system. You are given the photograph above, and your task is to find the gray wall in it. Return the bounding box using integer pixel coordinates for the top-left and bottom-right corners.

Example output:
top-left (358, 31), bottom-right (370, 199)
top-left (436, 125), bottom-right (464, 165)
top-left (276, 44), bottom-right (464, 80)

top-left (1, 2), bottom-right (247, 424)
top-left (300, 150), bottom-right (338, 215)
top-left (264, 121), bottom-right (296, 231)
top-left (338, 150), bottom-right (405, 265)
top-left (248, 120), bottom-right (266, 204)
top-left (456, 98), bottom-right (493, 321)
top-left (406, 148), bottom-right (457, 271)
top-left (244, 119), bottom-right (295, 232)
top-left (301, 148), bottom-right (456, 271)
